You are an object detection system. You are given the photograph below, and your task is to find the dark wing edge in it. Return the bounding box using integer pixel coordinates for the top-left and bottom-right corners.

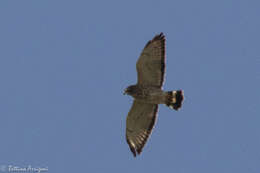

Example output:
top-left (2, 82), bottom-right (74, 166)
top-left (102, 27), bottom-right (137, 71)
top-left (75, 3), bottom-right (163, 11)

top-left (126, 102), bottom-right (158, 157)
top-left (138, 32), bottom-right (166, 88)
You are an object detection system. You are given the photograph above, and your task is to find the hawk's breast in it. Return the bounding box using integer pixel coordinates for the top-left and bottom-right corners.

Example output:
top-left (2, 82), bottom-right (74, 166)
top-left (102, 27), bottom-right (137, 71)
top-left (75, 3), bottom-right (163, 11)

top-left (132, 86), bottom-right (165, 104)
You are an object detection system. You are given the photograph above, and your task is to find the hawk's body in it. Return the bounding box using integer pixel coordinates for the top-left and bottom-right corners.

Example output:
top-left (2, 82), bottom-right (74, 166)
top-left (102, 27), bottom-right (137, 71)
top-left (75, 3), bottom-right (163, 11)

top-left (125, 85), bottom-right (167, 104)
top-left (124, 33), bottom-right (184, 157)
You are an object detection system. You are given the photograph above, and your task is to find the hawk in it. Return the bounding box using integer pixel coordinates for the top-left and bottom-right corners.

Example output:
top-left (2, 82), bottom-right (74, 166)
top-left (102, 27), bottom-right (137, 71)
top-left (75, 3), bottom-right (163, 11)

top-left (124, 33), bottom-right (184, 157)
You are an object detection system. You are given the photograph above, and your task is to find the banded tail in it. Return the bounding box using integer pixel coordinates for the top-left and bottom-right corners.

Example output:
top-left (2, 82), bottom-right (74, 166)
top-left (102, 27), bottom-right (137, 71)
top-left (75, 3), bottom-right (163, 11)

top-left (166, 90), bottom-right (184, 110)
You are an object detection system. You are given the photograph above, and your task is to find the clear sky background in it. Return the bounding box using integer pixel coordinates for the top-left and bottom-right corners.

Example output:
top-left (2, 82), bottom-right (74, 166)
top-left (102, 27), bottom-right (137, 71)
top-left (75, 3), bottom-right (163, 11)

top-left (0, 0), bottom-right (259, 172)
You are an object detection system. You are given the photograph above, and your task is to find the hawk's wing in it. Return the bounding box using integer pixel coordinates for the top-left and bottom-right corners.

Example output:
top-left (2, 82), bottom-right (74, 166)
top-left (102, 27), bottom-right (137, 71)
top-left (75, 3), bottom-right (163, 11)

top-left (136, 33), bottom-right (165, 88)
top-left (126, 100), bottom-right (158, 157)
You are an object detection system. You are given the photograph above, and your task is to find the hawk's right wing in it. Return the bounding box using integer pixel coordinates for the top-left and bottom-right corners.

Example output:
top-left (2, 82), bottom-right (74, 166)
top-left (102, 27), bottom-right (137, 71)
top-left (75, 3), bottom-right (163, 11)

top-left (126, 100), bottom-right (158, 157)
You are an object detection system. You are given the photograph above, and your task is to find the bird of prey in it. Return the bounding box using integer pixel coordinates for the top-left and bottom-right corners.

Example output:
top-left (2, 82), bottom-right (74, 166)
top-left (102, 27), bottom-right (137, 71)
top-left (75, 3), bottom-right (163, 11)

top-left (124, 33), bottom-right (184, 157)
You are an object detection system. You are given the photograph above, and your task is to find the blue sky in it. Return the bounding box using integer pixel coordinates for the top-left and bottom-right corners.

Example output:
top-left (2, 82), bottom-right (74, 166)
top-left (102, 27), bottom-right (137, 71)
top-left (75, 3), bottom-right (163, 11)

top-left (0, 0), bottom-right (259, 172)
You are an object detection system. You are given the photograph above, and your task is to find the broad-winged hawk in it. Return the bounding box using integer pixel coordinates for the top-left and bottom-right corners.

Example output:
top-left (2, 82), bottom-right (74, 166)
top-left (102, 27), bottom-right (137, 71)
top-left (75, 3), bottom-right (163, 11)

top-left (124, 33), bottom-right (184, 157)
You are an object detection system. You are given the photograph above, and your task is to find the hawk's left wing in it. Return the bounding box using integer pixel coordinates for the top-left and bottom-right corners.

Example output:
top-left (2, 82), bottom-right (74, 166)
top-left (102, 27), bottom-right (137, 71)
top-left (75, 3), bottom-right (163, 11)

top-left (136, 33), bottom-right (165, 88)
top-left (126, 100), bottom-right (158, 157)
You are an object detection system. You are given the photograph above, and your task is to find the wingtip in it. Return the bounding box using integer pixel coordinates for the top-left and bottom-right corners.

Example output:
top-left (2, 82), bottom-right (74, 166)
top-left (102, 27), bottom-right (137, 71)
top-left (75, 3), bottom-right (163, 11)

top-left (144, 32), bottom-right (165, 49)
top-left (159, 32), bottom-right (164, 37)
top-left (153, 32), bottom-right (165, 41)
top-left (131, 149), bottom-right (137, 157)
top-left (126, 138), bottom-right (137, 157)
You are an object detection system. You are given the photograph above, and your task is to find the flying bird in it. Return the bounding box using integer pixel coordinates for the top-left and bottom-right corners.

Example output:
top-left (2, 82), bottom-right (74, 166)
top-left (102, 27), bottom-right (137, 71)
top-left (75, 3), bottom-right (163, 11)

top-left (124, 33), bottom-right (184, 157)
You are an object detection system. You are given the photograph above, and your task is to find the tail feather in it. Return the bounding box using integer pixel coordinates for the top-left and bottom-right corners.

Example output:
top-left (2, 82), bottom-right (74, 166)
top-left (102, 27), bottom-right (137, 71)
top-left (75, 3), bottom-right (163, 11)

top-left (166, 90), bottom-right (184, 110)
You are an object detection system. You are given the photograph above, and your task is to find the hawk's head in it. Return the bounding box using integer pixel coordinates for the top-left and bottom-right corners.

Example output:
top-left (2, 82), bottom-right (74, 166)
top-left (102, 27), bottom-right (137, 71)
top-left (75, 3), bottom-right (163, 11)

top-left (124, 85), bottom-right (138, 96)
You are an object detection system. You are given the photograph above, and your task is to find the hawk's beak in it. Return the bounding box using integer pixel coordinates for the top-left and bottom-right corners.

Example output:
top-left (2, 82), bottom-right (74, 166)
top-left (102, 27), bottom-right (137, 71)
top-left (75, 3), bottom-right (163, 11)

top-left (123, 89), bottom-right (127, 95)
